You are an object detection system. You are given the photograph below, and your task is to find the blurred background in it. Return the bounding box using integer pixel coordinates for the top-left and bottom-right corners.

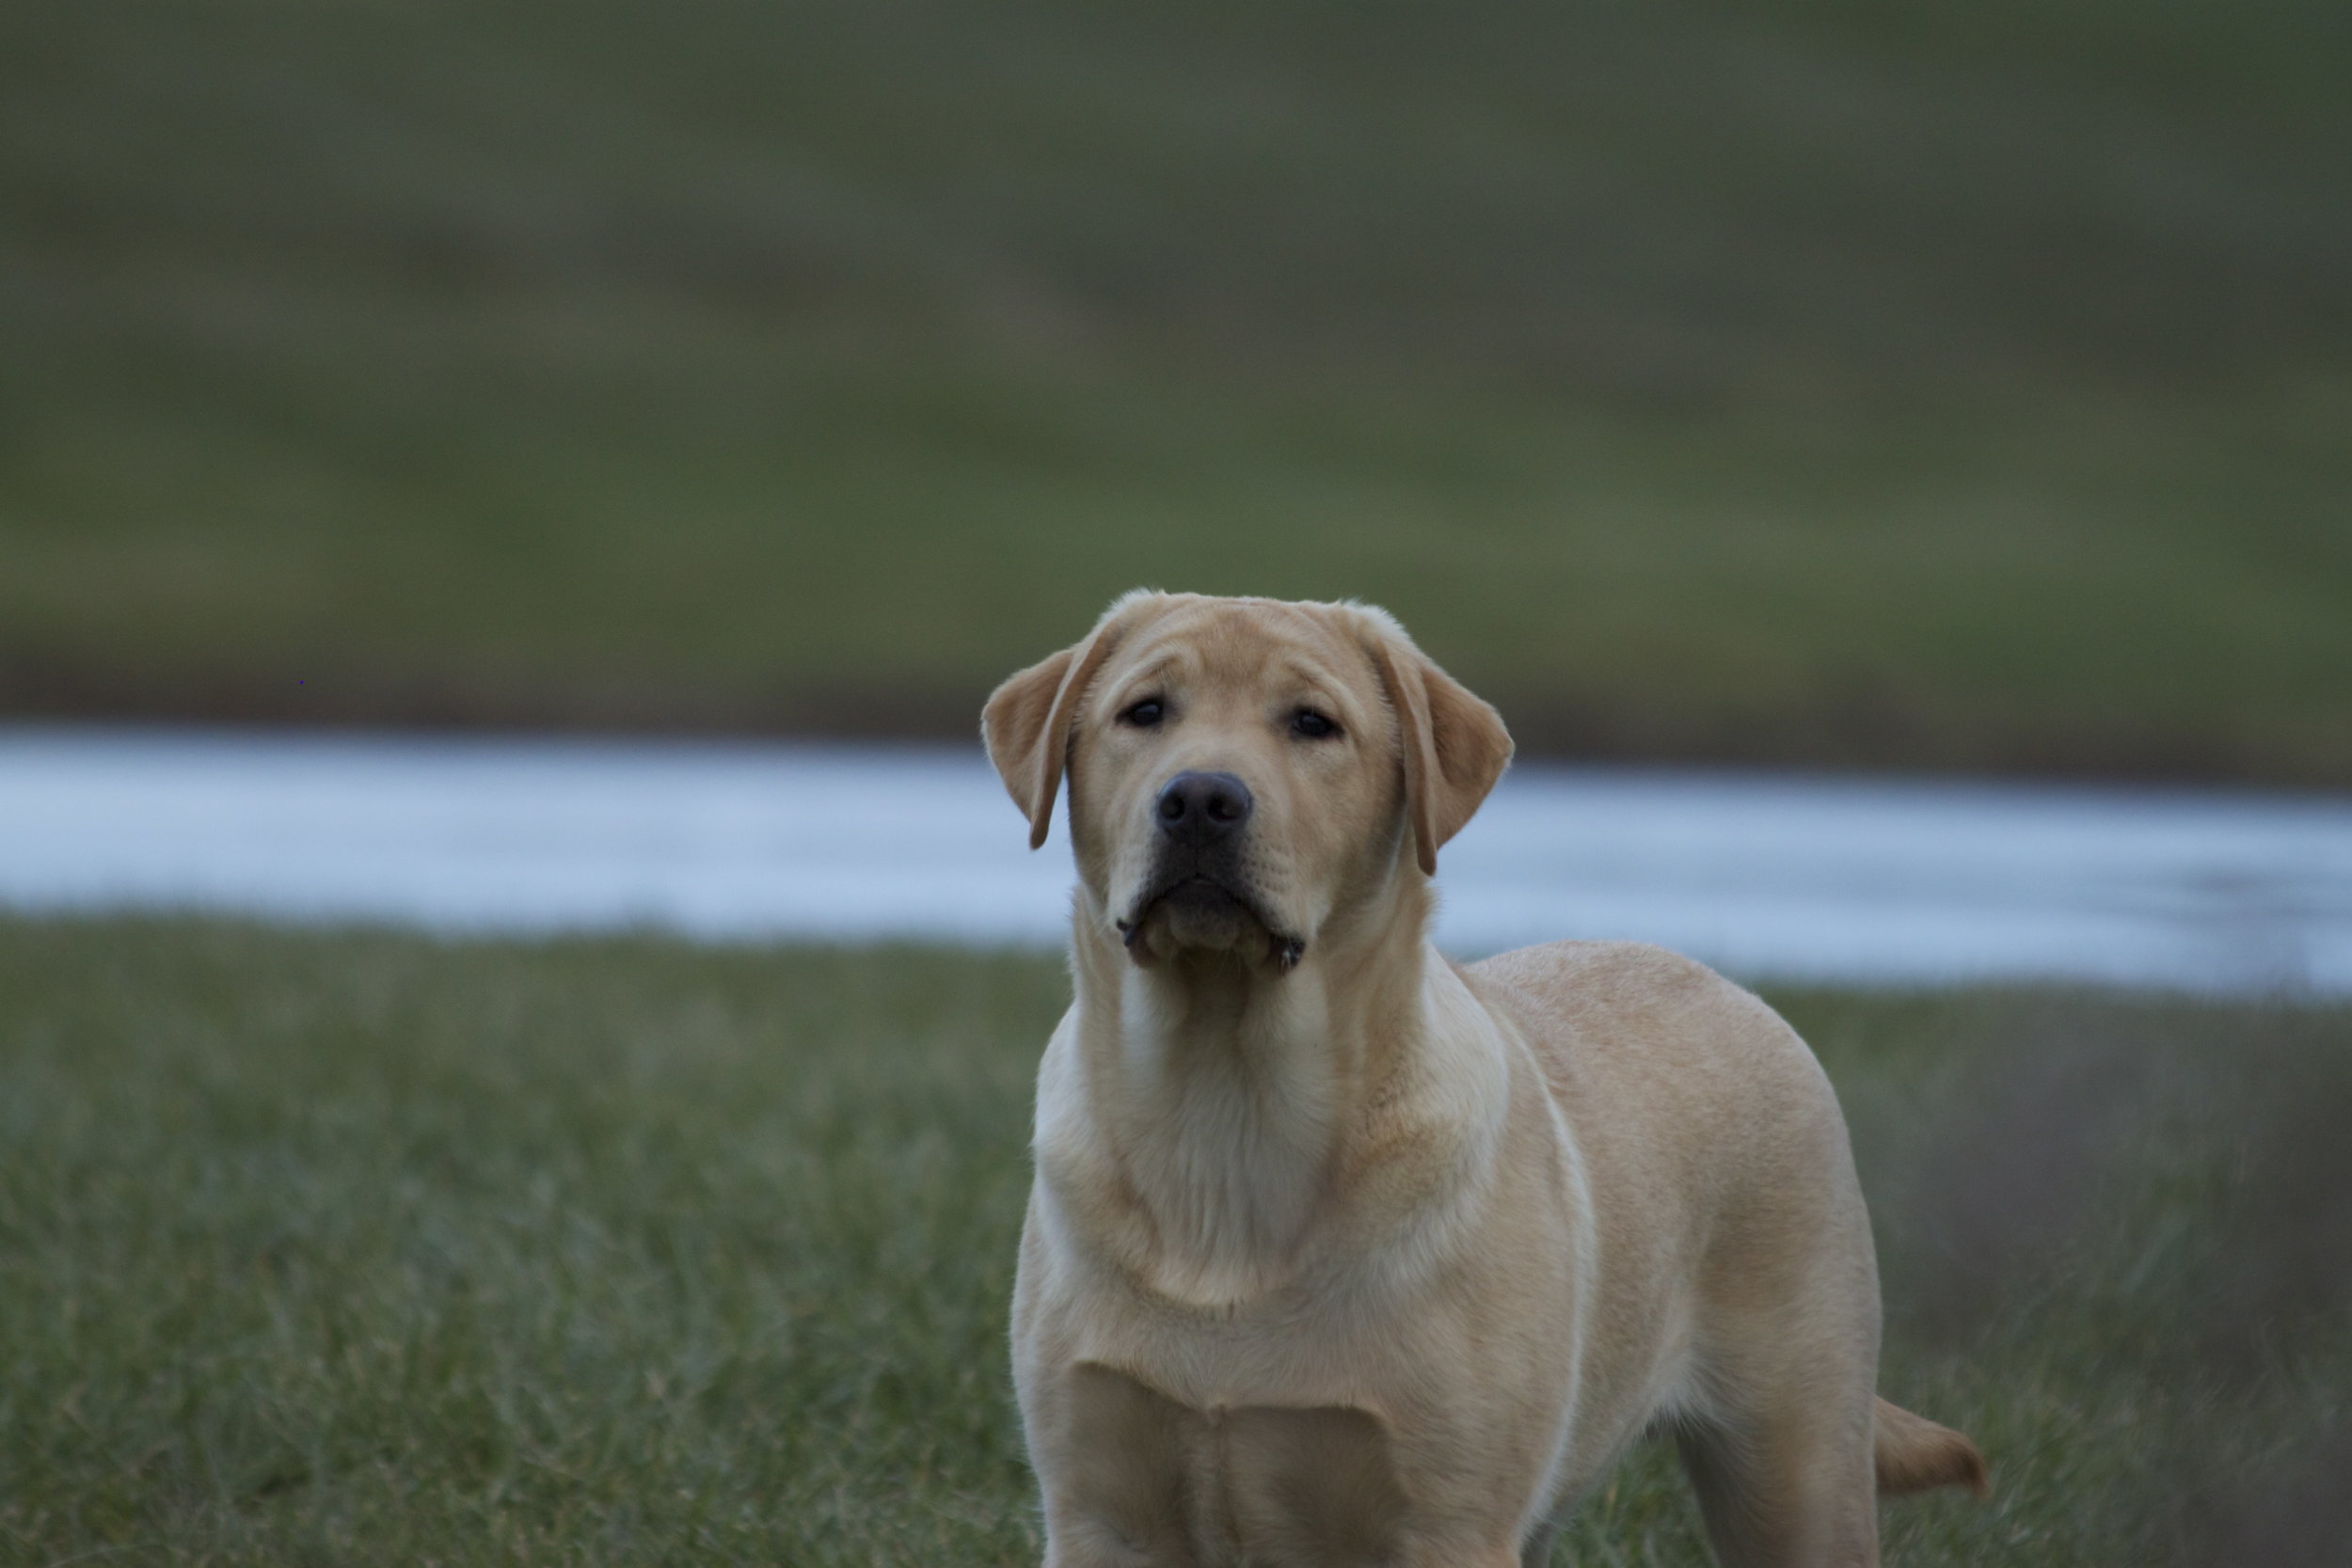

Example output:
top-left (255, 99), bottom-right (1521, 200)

top-left (7, 0), bottom-right (2349, 782)
top-left (6, 8), bottom-right (2352, 1564)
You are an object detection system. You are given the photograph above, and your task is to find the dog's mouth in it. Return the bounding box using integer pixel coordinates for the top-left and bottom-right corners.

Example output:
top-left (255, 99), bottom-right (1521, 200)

top-left (1117, 875), bottom-right (1307, 974)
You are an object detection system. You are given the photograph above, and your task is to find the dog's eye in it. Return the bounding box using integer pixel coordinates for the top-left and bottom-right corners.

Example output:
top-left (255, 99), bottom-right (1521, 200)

top-left (1120, 699), bottom-right (1166, 728)
top-left (1291, 708), bottom-right (1339, 739)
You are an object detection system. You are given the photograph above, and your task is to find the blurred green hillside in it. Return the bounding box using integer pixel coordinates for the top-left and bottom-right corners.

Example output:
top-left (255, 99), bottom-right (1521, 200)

top-left (4, 0), bottom-right (2348, 779)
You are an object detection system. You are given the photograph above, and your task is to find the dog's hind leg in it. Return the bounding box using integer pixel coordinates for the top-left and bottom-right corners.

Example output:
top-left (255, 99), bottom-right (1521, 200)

top-left (1673, 1391), bottom-right (1880, 1568)
top-left (1669, 1317), bottom-right (1883, 1568)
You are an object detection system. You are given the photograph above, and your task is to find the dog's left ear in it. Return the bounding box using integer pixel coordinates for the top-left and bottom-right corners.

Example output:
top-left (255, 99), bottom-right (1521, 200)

top-left (982, 596), bottom-right (1152, 848)
top-left (1366, 627), bottom-right (1513, 876)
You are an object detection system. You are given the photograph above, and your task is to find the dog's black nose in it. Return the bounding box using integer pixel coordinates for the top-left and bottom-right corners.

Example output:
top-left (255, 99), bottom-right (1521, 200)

top-left (1155, 770), bottom-right (1253, 841)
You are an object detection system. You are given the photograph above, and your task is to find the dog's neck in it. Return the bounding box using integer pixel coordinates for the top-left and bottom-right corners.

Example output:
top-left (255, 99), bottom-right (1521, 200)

top-left (1048, 865), bottom-right (1452, 1307)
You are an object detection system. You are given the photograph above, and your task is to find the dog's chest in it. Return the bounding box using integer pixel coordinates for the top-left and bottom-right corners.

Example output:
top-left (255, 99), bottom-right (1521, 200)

top-left (1050, 1361), bottom-right (1407, 1567)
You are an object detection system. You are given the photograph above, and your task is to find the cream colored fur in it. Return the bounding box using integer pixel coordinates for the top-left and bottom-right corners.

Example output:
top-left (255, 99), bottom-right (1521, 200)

top-left (983, 592), bottom-right (1986, 1568)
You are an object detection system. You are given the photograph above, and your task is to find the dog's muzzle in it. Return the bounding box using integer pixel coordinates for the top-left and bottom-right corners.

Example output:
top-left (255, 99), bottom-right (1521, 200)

top-left (1116, 771), bottom-right (1305, 972)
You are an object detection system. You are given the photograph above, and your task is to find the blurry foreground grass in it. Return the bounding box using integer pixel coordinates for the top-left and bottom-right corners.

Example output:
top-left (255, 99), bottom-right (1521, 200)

top-left (5, 2), bottom-right (2351, 781)
top-left (2, 916), bottom-right (2348, 1564)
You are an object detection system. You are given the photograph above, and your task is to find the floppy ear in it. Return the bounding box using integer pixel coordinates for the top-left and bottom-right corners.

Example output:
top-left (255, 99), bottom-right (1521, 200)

top-left (981, 614), bottom-right (1129, 849)
top-left (1367, 632), bottom-right (1514, 876)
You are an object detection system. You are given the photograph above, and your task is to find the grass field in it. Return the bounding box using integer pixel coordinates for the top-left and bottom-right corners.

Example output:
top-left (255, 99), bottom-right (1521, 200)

top-left (5, 2), bottom-right (2351, 783)
top-left (2, 916), bottom-right (2346, 1564)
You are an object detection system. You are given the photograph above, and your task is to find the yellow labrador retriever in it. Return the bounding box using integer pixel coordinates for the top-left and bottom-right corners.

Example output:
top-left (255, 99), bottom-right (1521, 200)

top-left (983, 592), bottom-right (1986, 1567)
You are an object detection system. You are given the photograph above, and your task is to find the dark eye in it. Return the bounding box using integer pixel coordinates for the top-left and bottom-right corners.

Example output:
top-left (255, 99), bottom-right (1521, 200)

top-left (1291, 708), bottom-right (1339, 739)
top-left (1120, 699), bottom-right (1165, 727)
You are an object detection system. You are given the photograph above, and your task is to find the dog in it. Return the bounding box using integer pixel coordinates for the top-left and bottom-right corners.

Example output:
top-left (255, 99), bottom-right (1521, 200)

top-left (982, 592), bottom-right (1987, 1567)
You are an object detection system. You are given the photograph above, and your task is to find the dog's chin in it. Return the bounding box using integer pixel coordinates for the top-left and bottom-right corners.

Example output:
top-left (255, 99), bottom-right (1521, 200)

top-left (1118, 879), bottom-right (1306, 974)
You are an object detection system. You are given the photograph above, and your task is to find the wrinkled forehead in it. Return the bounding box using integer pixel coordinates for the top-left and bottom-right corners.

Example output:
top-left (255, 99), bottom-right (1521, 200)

top-left (1101, 599), bottom-right (1375, 706)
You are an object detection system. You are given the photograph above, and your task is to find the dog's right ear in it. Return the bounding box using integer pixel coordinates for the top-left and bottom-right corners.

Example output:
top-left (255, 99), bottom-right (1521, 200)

top-left (981, 598), bottom-right (1147, 848)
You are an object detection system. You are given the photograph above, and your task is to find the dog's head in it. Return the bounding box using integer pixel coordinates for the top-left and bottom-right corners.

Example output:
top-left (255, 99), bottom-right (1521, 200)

top-left (983, 592), bottom-right (1512, 972)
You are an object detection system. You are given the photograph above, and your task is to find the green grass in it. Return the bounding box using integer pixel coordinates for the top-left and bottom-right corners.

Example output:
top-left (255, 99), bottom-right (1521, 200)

top-left (1, 917), bottom-right (2346, 1564)
top-left (3, 2), bottom-right (2350, 781)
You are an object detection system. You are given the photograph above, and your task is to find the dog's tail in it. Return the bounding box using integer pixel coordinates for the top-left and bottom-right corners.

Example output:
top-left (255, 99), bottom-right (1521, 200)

top-left (1873, 1397), bottom-right (1990, 1497)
